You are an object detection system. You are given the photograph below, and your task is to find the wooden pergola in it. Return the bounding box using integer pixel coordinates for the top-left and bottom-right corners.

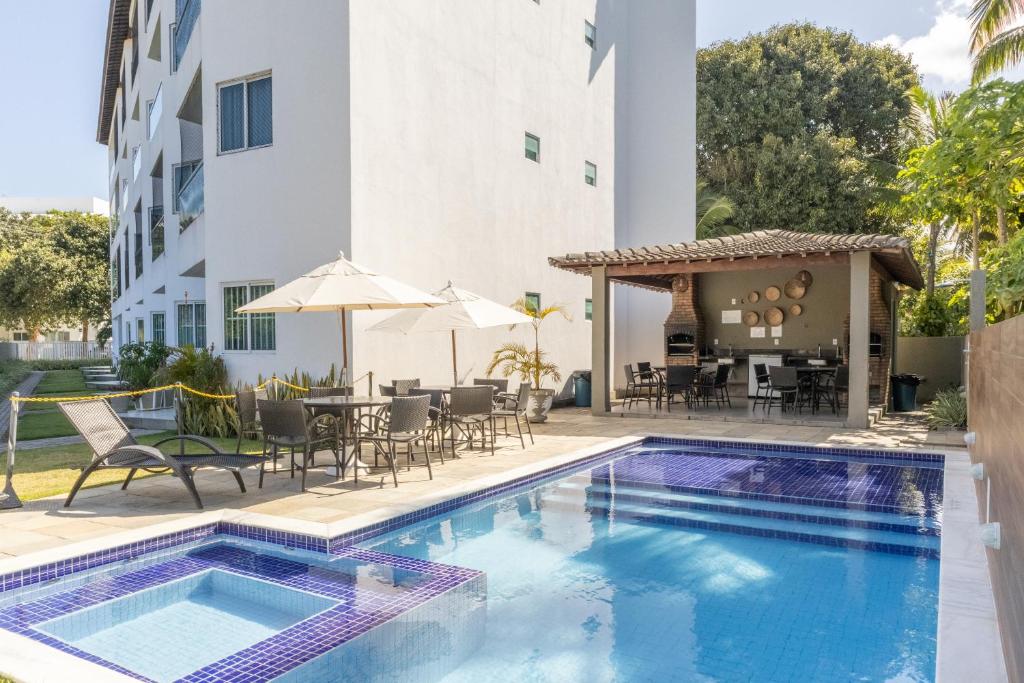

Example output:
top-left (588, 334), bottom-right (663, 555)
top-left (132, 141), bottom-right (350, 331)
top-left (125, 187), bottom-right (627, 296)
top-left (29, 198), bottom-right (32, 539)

top-left (550, 230), bottom-right (924, 427)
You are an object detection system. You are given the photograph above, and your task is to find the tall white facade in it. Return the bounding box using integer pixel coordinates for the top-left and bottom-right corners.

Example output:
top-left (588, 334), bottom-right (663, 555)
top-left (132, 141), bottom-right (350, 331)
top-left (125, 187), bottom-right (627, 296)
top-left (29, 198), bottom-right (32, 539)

top-left (100, 0), bottom-right (695, 392)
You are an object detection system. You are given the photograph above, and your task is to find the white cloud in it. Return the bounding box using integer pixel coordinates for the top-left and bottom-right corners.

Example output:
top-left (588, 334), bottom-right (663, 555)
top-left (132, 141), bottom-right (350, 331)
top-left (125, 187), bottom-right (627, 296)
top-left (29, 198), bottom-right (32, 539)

top-left (877, 0), bottom-right (1024, 90)
top-left (876, 0), bottom-right (973, 87)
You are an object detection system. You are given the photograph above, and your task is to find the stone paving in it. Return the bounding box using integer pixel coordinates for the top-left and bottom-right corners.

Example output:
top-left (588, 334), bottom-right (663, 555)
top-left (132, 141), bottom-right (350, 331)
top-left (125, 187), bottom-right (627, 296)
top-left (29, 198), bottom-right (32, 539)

top-left (0, 407), bottom-right (963, 559)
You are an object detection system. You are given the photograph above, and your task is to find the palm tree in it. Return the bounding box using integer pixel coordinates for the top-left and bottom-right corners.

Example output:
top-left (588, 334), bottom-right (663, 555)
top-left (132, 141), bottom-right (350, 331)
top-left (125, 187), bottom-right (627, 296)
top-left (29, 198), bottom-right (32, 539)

top-left (695, 180), bottom-right (737, 239)
top-left (487, 298), bottom-right (570, 389)
top-left (970, 0), bottom-right (1024, 83)
top-left (905, 85), bottom-right (957, 295)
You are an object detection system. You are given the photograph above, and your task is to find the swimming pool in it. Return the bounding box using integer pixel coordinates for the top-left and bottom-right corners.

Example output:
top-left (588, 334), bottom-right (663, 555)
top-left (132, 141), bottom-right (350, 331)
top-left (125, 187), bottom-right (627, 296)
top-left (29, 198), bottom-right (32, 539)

top-left (0, 437), bottom-right (942, 682)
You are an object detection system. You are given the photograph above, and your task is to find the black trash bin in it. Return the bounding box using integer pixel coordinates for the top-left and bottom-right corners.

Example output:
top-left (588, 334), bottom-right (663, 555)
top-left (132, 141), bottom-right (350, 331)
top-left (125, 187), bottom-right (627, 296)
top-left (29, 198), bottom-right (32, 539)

top-left (573, 371), bottom-right (592, 408)
top-left (891, 374), bottom-right (924, 411)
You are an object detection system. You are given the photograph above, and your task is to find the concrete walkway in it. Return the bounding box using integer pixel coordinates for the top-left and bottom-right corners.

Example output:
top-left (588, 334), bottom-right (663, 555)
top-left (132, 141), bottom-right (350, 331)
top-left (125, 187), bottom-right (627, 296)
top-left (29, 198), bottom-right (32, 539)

top-left (0, 407), bottom-right (960, 558)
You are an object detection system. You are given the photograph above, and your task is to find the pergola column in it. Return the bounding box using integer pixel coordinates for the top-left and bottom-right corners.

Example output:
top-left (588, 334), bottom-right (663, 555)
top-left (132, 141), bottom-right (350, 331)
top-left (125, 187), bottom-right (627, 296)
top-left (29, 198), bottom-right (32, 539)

top-left (591, 265), bottom-right (611, 415)
top-left (848, 252), bottom-right (871, 428)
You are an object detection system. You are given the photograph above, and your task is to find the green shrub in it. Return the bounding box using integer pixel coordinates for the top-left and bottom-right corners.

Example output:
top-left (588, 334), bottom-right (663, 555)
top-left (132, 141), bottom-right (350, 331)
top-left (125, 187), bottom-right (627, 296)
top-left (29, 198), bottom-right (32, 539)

top-left (253, 364), bottom-right (340, 399)
top-left (116, 342), bottom-right (173, 391)
top-left (925, 388), bottom-right (967, 430)
top-left (155, 346), bottom-right (238, 437)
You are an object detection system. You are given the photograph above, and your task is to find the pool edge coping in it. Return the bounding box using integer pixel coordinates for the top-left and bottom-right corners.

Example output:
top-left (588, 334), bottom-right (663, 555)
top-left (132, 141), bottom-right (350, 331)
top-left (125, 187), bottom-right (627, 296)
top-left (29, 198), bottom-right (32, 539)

top-left (0, 433), bottom-right (1003, 683)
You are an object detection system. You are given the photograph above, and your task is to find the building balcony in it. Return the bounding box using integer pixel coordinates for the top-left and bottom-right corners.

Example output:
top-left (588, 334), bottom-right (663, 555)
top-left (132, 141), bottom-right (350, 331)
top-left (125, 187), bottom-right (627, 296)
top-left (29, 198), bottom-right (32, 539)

top-left (177, 162), bottom-right (204, 231)
top-left (150, 206), bottom-right (165, 259)
top-left (172, 0), bottom-right (200, 72)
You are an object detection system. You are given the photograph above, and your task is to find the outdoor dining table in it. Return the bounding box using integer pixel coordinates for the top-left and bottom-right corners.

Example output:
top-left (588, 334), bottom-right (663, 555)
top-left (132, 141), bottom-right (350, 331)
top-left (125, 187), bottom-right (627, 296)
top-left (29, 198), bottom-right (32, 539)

top-left (302, 395), bottom-right (391, 475)
top-left (795, 366), bottom-right (837, 414)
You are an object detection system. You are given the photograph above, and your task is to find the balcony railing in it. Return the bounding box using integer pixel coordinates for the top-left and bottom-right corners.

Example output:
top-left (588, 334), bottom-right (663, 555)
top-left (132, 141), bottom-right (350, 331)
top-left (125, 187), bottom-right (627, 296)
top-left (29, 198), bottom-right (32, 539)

top-left (172, 0), bottom-right (200, 72)
top-left (150, 206), bottom-right (165, 259)
top-left (130, 36), bottom-right (139, 85)
top-left (134, 230), bottom-right (143, 279)
top-left (177, 162), bottom-right (204, 230)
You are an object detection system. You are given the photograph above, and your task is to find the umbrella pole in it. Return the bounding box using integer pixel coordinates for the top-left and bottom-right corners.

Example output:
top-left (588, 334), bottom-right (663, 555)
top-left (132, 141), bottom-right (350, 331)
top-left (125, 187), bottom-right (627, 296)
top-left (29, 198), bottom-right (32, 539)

top-left (451, 330), bottom-right (458, 386)
top-left (340, 307), bottom-right (349, 386)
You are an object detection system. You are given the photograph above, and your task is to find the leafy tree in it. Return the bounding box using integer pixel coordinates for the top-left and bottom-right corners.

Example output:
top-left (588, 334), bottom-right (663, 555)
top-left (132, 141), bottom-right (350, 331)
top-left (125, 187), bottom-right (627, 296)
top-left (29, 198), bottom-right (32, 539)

top-left (0, 209), bottom-right (110, 340)
top-left (970, 0), bottom-right (1024, 83)
top-left (697, 23), bottom-right (918, 234)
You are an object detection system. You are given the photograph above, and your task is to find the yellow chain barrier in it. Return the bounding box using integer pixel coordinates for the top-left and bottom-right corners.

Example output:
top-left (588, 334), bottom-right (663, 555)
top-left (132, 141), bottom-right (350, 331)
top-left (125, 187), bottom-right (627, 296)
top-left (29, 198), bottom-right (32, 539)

top-left (9, 376), bottom-right (310, 403)
top-left (9, 384), bottom-right (182, 403)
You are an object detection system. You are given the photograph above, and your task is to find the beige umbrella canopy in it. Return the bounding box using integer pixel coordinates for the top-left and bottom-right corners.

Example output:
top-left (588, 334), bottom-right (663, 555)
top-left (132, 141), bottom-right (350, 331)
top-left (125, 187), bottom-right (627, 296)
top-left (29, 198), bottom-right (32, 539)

top-left (368, 281), bottom-right (532, 385)
top-left (237, 252), bottom-right (444, 381)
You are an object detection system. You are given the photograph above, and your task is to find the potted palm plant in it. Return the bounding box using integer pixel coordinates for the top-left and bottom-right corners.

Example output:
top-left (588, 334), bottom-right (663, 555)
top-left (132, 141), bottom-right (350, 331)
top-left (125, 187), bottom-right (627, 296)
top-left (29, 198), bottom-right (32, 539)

top-left (486, 298), bottom-right (570, 422)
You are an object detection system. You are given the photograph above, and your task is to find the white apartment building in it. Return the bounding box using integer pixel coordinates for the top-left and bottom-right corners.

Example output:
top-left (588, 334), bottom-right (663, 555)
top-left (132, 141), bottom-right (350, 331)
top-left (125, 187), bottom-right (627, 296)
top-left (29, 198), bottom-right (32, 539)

top-left (100, 0), bottom-right (695, 391)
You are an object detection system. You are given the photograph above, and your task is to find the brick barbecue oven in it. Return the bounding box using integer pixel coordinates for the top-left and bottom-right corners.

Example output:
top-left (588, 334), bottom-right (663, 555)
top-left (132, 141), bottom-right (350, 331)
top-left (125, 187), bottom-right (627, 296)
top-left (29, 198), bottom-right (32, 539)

top-left (664, 274), bottom-right (703, 367)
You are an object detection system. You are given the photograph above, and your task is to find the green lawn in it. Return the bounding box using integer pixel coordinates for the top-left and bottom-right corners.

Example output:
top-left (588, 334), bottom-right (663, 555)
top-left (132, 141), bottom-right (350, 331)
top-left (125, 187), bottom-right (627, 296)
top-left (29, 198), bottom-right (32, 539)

top-left (33, 369), bottom-right (88, 394)
top-left (10, 432), bottom-right (263, 501)
top-left (16, 410), bottom-right (77, 439)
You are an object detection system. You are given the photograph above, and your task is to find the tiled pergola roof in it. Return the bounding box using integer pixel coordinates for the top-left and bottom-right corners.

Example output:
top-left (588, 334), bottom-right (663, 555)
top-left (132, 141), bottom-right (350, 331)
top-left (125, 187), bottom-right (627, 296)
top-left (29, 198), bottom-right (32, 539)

top-left (549, 229), bottom-right (924, 290)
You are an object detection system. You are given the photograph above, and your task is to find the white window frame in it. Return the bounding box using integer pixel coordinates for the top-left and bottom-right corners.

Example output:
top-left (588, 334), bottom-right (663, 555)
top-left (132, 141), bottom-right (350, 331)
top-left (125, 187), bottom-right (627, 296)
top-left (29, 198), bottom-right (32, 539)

top-left (151, 311), bottom-right (166, 345)
top-left (585, 161), bottom-right (597, 186)
top-left (217, 72), bottom-right (273, 155)
top-left (175, 300), bottom-right (207, 348)
top-left (222, 281), bottom-right (276, 353)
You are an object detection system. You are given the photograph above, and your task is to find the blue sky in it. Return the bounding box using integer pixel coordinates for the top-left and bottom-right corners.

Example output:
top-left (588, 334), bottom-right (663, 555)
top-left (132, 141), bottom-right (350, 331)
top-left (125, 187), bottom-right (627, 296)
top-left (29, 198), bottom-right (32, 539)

top-left (0, 0), bottom-right (1019, 200)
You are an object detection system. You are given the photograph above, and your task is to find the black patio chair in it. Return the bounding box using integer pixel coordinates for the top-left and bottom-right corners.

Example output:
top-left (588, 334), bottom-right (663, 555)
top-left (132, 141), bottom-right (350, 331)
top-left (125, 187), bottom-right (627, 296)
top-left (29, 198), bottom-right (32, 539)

top-left (59, 399), bottom-right (265, 510)
top-left (378, 384), bottom-right (397, 397)
top-left (750, 363), bottom-right (774, 412)
top-left (664, 365), bottom-right (699, 412)
top-left (767, 366), bottom-right (805, 415)
top-left (409, 387), bottom-right (447, 460)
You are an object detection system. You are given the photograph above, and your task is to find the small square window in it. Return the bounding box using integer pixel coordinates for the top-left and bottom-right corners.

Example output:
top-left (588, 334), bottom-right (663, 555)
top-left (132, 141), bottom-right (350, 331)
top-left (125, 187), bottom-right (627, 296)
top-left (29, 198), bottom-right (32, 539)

top-left (585, 299), bottom-right (593, 321)
top-left (585, 21), bottom-right (596, 49)
top-left (585, 161), bottom-right (597, 186)
top-left (525, 133), bottom-right (540, 162)
top-left (524, 292), bottom-right (541, 315)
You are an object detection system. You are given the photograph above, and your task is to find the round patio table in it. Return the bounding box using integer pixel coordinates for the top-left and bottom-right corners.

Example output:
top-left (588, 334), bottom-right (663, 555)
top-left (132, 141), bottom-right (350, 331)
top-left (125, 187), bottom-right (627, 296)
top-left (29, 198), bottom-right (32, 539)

top-left (303, 395), bottom-right (391, 475)
top-left (795, 366), bottom-right (836, 414)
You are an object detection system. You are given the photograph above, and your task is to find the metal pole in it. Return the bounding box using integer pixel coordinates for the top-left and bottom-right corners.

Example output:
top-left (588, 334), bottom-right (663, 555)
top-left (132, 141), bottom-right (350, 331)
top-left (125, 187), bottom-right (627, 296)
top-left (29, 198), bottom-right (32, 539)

top-left (174, 382), bottom-right (185, 456)
top-left (368, 371), bottom-right (373, 397)
top-left (1, 393), bottom-right (24, 509)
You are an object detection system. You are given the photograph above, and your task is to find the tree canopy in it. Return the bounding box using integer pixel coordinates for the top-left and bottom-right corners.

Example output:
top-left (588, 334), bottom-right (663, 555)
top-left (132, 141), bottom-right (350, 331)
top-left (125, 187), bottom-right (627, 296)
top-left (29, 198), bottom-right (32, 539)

top-left (0, 209), bottom-right (110, 339)
top-left (697, 23), bottom-right (919, 235)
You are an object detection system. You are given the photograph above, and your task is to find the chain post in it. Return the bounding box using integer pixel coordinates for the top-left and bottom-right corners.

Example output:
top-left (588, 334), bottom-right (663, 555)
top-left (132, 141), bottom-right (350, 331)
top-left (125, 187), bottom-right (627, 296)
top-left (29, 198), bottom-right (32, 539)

top-left (368, 371), bottom-right (373, 397)
top-left (1, 393), bottom-right (23, 509)
top-left (174, 382), bottom-right (185, 456)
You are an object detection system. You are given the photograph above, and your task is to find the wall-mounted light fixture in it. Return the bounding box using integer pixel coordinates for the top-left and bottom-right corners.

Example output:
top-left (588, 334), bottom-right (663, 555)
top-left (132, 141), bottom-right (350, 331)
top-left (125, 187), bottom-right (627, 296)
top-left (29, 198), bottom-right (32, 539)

top-left (980, 522), bottom-right (1001, 550)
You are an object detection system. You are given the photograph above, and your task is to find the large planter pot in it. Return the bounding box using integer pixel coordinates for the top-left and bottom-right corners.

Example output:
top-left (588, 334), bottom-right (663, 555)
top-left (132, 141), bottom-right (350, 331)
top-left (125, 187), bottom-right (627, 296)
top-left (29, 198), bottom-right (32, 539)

top-left (527, 388), bottom-right (555, 423)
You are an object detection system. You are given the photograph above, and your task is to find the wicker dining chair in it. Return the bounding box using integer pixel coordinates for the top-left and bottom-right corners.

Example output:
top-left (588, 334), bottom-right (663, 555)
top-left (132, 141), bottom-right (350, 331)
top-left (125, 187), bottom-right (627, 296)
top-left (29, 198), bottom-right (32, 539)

top-left (354, 395), bottom-right (432, 487)
top-left (257, 399), bottom-right (341, 492)
top-left (392, 379), bottom-right (421, 396)
top-left (234, 387), bottom-right (268, 453)
top-left (409, 387), bottom-right (447, 461)
top-left (378, 384), bottom-right (397, 397)
top-left (664, 365), bottom-right (699, 412)
top-left (491, 383), bottom-right (533, 448)
top-left (447, 385), bottom-right (496, 456)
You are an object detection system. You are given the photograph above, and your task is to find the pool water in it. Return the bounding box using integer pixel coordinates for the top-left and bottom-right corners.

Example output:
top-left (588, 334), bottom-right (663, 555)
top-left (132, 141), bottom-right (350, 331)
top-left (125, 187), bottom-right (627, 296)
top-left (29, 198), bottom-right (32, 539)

top-left (359, 446), bottom-right (941, 682)
top-left (0, 440), bottom-right (941, 682)
top-left (39, 570), bottom-right (336, 682)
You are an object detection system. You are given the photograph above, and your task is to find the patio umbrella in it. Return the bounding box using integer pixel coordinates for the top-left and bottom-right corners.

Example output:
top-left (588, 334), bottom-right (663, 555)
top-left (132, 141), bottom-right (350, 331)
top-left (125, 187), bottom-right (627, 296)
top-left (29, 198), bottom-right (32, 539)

top-left (368, 281), bottom-right (531, 385)
top-left (236, 252), bottom-right (444, 382)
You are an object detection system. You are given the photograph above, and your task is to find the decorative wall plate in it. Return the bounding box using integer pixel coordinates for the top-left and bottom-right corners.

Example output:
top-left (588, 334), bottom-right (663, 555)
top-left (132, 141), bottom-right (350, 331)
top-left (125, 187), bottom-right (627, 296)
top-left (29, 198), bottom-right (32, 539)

top-left (765, 286), bottom-right (781, 301)
top-left (796, 270), bottom-right (813, 286)
top-left (764, 306), bottom-right (784, 326)
top-left (748, 290), bottom-right (760, 303)
top-left (784, 279), bottom-right (807, 300)
top-left (789, 304), bottom-right (803, 316)
top-left (742, 310), bottom-right (760, 326)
